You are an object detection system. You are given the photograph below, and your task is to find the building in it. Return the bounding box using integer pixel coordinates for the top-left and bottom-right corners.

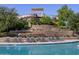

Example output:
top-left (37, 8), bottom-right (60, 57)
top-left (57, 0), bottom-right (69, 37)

top-left (18, 8), bottom-right (45, 27)
top-left (18, 8), bottom-right (44, 20)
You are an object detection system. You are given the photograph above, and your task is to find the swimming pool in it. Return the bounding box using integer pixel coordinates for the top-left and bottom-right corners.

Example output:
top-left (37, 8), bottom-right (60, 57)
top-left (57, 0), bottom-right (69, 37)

top-left (0, 42), bottom-right (79, 55)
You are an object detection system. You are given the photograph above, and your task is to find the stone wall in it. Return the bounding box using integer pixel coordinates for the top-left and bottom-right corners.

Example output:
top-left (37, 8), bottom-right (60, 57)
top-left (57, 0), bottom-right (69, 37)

top-left (30, 25), bottom-right (57, 31)
top-left (9, 25), bottom-right (73, 37)
top-left (29, 25), bottom-right (73, 37)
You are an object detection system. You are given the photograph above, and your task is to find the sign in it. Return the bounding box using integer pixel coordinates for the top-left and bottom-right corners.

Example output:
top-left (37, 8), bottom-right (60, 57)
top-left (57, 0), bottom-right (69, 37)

top-left (32, 8), bottom-right (44, 11)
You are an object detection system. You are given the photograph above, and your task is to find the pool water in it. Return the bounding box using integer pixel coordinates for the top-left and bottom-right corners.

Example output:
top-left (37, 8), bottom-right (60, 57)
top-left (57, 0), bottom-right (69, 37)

top-left (0, 42), bottom-right (79, 55)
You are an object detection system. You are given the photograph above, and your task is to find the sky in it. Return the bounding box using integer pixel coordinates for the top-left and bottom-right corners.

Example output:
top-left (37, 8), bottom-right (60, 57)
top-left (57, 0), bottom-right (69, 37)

top-left (0, 4), bottom-right (79, 16)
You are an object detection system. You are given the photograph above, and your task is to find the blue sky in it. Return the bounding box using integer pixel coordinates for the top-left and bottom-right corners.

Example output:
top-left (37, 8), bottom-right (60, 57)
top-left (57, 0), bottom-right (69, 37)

top-left (0, 4), bottom-right (79, 16)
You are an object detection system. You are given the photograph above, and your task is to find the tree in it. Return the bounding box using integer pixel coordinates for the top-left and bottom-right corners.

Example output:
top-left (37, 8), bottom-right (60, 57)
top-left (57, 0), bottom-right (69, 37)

top-left (0, 7), bottom-right (18, 32)
top-left (69, 13), bottom-right (79, 33)
top-left (15, 20), bottom-right (29, 30)
top-left (31, 17), bottom-right (37, 25)
top-left (39, 16), bottom-right (53, 25)
top-left (0, 6), bottom-right (29, 32)
top-left (57, 5), bottom-right (74, 29)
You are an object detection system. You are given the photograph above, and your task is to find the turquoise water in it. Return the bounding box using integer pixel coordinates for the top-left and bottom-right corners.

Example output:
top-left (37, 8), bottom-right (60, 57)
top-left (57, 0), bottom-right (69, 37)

top-left (0, 42), bottom-right (79, 55)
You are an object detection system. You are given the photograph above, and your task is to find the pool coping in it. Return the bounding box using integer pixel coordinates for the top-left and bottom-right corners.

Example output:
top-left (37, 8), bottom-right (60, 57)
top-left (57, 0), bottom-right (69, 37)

top-left (0, 39), bottom-right (79, 44)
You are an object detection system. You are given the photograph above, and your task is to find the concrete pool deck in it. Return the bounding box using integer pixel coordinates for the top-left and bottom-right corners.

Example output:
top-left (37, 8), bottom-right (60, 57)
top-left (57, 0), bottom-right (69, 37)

top-left (0, 39), bottom-right (79, 44)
